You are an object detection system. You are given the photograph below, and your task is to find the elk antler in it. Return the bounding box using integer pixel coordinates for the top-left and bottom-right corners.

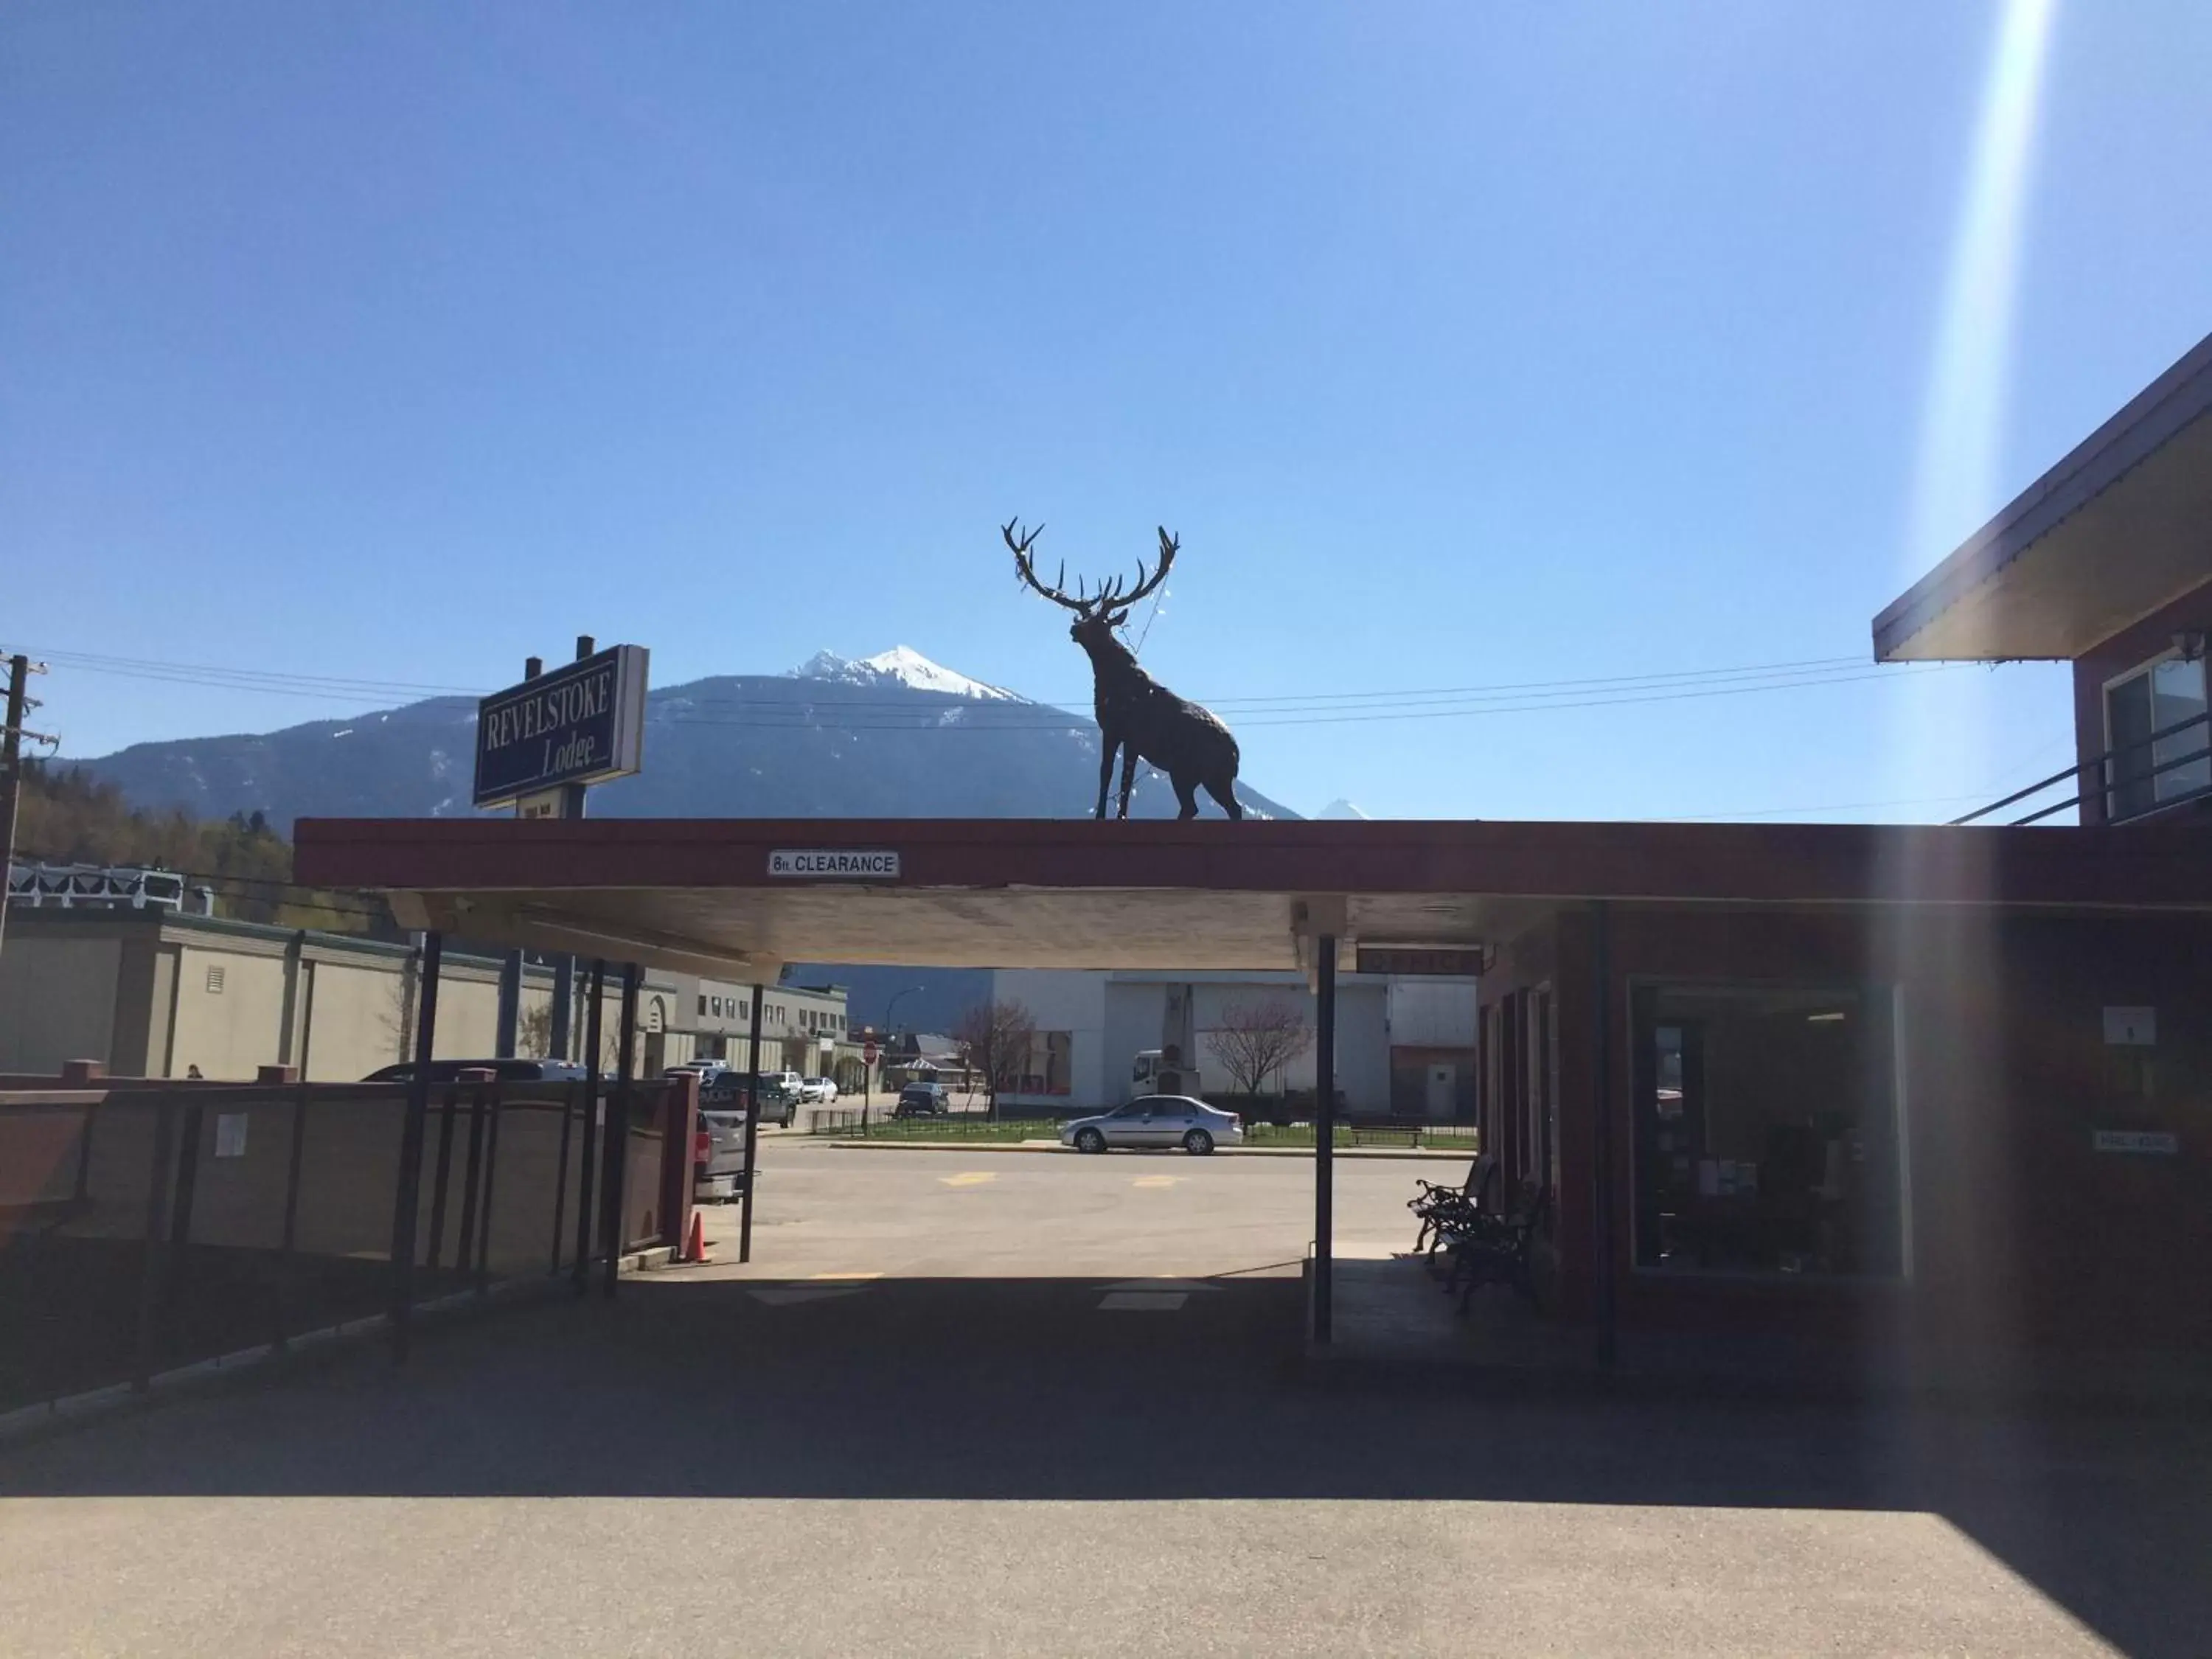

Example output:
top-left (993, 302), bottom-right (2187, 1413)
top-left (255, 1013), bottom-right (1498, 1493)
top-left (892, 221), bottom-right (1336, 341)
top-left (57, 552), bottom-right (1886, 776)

top-left (1004, 518), bottom-right (1093, 613)
top-left (1097, 526), bottom-right (1179, 613)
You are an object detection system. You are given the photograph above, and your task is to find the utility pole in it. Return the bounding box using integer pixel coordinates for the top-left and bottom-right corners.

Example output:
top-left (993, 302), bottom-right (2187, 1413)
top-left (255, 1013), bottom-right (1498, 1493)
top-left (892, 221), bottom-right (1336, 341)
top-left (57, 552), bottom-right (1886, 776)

top-left (0, 653), bottom-right (55, 970)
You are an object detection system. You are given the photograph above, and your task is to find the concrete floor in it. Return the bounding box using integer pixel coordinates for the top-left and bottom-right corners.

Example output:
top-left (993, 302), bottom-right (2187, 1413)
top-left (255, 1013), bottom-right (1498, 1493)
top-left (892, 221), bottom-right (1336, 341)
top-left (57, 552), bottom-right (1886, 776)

top-left (2, 1138), bottom-right (2207, 1658)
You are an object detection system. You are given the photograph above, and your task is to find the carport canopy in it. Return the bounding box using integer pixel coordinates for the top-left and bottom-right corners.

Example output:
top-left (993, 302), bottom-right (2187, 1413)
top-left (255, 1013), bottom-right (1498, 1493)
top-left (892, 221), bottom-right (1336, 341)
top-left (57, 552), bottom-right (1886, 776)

top-left (292, 815), bottom-right (2212, 980)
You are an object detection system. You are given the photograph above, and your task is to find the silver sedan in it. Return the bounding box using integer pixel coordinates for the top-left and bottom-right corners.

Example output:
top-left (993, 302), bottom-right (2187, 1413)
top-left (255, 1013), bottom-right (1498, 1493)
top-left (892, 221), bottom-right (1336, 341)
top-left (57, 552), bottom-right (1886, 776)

top-left (1060, 1095), bottom-right (1244, 1155)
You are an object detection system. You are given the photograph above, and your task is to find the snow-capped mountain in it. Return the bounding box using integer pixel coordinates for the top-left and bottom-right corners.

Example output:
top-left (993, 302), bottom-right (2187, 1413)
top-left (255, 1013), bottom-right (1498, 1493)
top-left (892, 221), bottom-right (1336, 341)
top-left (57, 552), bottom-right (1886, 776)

top-left (1317, 799), bottom-right (1372, 820)
top-left (70, 653), bottom-right (1299, 828)
top-left (790, 646), bottom-right (1020, 702)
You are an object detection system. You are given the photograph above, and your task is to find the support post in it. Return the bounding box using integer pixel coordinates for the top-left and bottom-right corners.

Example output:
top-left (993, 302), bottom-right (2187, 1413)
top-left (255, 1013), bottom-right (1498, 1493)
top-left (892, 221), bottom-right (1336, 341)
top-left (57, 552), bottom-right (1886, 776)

top-left (599, 962), bottom-right (641, 1298)
top-left (1312, 934), bottom-right (1337, 1346)
top-left (389, 931), bottom-right (442, 1361)
top-left (1591, 900), bottom-right (1617, 1374)
top-left (571, 960), bottom-right (605, 1293)
top-left (550, 956), bottom-right (574, 1062)
top-left (495, 951), bottom-right (522, 1058)
top-left (550, 1074), bottom-right (577, 1274)
top-left (740, 982), bottom-right (765, 1264)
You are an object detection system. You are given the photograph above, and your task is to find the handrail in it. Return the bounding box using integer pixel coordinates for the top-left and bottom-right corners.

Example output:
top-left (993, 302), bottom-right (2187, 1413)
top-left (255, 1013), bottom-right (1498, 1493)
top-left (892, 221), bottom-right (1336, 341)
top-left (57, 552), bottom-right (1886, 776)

top-left (1950, 707), bottom-right (2210, 827)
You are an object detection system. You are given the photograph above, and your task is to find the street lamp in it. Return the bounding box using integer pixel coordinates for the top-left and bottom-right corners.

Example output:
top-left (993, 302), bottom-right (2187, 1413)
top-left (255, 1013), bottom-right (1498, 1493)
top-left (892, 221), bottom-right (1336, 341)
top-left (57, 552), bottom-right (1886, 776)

top-left (867, 984), bottom-right (925, 1130)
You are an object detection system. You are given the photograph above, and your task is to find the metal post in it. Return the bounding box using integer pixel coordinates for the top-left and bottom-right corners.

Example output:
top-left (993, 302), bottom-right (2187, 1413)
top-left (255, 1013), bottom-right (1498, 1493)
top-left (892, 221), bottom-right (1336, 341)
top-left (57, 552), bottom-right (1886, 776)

top-left (571, 960), bottom-right (605, 1293)
top-left (132, 1098), bottom-right (179, 1389)
top-left (389, 931), bottom-right (443, 1361)
top-left (1312, 935), bottom-right (1337, 1346)
top-left (550, 956), bottom-right (574, 1062)
top-left (599, 962), bottom-right (641, 1298)
top-left (550, 1074), bottom-right (577, 1274)
top-left (164, 1100), bottom-right (206, 1312)
top-left (740, 982), bottom-right (765, 1264)
top-left (276, 1080), bottom-right (310, 1343)
top-left (425, 1086), bottom-right (458, 1270)
top-left (1592, 900), bottom-right (1618, 1374)
top-left (495, 951), bottom-right (522, 1058)
top-left (475, 1083), bottom-right (504, 1294)
top-left (454, 1081), bottom-right (489, 1276)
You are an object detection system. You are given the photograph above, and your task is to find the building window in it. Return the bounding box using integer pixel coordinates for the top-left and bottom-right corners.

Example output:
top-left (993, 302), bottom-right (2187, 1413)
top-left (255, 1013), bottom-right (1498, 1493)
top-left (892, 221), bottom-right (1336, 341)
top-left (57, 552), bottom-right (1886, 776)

top-left (698, 995), bottom-right (709, 1018)
top-left (1630, 984), bottom-right (1903, 1279)
top-left (2105, 652), bottom-right (2210, 821)
top-left (205, 964), bottom-right (225, 994)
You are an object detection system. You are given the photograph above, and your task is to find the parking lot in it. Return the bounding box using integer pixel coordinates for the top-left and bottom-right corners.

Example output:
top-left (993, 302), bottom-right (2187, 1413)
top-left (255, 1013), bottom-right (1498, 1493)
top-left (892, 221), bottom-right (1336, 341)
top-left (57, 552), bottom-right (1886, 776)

top-left (702, 1133), bottom-right (1422, 1279)
top-left (4, 1136), bottom-right (2210, 1657)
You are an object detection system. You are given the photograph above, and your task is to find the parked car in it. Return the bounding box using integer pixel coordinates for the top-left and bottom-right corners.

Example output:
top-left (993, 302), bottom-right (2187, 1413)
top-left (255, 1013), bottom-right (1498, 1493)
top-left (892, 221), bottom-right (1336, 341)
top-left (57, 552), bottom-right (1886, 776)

top-left (892, 1082), bottom-right (949, 1118)
top-left (693, 1107), bottom-right (750, 1202)
top-left (363, 1059), bottom-right (587, 1084)
top-left (801, 1077), bottom-right (839, 1104)
top-left (1061, 1095), bottom-right (1242, 1155)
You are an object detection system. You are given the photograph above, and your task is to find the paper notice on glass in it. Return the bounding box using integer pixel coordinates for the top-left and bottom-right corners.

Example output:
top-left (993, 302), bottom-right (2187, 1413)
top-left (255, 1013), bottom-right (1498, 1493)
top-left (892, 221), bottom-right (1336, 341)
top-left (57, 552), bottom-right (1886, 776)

top-left (214, 1113), bottom-right (248, 1158)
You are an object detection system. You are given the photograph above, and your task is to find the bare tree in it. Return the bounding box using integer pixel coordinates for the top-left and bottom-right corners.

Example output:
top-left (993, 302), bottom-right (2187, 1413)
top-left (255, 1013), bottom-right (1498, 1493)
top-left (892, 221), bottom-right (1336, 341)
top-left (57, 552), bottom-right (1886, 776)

top-left (953, 998), bottom-right (1038, 1121)
top-left (1204, 998), bottom-right (1314, 1099)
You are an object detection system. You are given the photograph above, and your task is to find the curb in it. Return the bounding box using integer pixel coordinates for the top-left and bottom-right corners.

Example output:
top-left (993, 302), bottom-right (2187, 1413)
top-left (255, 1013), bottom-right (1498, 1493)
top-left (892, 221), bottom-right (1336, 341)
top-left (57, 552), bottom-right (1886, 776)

top-left (822, 1139), bottom-right (1471, 1161)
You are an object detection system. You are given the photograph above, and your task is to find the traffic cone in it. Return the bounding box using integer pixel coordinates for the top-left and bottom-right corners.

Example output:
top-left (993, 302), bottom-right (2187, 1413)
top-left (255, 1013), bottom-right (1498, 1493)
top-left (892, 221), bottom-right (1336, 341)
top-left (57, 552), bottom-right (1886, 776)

top-left (685, 1207), bottom-right (709, 1264)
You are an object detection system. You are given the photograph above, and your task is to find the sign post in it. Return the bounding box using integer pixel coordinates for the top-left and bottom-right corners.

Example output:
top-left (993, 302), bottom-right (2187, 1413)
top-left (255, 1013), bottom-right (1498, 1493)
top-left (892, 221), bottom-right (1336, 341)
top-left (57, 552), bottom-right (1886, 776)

top-left (480, 639), bottom-right (648, 1065)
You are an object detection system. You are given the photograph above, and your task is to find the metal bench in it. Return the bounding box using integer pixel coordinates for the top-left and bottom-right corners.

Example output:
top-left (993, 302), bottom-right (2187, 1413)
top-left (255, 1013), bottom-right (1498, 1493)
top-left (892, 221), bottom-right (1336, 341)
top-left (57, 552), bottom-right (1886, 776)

top-left (1437, 1179), bottom-right (1548, 1310)
top-left (1408, 1151), bottom-right (1497, 1256)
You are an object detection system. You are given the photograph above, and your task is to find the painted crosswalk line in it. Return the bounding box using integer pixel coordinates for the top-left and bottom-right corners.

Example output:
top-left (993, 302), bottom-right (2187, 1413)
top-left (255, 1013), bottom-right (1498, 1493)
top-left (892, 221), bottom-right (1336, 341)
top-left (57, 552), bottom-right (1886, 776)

top-left (1130, 1175), bottom-right (1182, 1189)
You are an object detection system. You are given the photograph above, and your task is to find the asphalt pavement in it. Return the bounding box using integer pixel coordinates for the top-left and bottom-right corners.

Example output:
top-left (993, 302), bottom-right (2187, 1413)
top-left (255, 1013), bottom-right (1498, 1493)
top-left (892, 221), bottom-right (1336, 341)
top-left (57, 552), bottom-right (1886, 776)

top-left (2, 1137), bottom-right (2208, 1657)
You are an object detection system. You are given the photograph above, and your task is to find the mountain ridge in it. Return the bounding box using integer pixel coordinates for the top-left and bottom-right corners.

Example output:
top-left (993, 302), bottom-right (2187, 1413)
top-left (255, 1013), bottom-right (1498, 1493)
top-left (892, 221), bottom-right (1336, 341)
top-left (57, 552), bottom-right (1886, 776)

top-left (69, 647), bottom-right (1301, 829)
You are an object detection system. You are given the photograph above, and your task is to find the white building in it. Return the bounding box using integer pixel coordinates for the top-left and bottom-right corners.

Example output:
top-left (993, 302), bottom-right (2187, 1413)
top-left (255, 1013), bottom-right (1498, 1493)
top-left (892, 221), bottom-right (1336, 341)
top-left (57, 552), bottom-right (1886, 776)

top-left (987, 969), bottom-right (1476, 1119)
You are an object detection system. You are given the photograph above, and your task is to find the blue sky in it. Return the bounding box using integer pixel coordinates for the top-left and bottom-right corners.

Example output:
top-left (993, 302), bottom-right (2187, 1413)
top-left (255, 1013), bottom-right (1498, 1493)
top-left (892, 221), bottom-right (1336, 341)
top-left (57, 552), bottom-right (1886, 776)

top-left (4, 1), bottom-right (2208, 821)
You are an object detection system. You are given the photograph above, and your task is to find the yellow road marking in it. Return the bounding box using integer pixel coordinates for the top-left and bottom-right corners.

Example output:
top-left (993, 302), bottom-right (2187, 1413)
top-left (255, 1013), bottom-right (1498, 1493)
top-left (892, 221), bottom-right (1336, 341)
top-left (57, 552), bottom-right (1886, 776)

top-left (1131, 1175), bottom-right (1183, 1189)
top-left (939, 1171), bottom-right (998, 1187)
top-left (807, 1271), bottom-right (883, 1281)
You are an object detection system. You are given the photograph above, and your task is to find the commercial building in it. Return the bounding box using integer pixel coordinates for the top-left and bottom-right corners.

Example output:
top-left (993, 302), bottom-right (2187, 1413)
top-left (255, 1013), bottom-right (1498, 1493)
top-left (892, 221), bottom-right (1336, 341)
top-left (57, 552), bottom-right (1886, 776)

top-left (677, 975), bottom-right (859, 1086)
top-left (987, 968), bottom-right (1475, 1116)
top-left (0, 905), bottom-right (685, 1082)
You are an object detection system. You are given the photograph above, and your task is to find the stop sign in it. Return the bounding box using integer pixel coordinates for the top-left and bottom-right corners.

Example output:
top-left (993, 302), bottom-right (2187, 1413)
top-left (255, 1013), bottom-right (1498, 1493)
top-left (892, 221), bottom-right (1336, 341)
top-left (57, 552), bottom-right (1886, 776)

top-left (863, 1040), bottom-right (879, 1065)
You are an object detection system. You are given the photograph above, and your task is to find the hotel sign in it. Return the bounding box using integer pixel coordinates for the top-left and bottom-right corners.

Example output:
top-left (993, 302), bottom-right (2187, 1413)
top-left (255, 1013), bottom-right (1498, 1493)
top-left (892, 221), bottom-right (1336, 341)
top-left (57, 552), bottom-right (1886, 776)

top-left (473, 645), bottom-right (648, 808)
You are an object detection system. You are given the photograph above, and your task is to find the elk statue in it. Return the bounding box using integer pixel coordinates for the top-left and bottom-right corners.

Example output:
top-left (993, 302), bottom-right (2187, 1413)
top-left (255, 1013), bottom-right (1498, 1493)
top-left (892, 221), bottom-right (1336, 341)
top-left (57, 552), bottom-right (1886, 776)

top-left (1004, 518), bottom-right (1244, 821)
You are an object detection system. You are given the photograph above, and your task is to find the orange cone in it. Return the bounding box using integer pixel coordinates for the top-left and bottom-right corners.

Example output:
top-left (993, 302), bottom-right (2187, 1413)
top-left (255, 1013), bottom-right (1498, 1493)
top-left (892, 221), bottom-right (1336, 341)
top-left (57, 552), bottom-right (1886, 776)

top-left (684, 1208), bottom-right (709, 1263)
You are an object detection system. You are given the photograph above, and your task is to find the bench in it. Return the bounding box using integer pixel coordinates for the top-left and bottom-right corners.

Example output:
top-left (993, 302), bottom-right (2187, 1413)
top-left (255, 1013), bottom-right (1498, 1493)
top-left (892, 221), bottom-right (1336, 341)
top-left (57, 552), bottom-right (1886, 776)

top-left (1437, 1179), bottom-right (1548, 1311)
top-left (1408, 1151), bottom-right (1497, 1256)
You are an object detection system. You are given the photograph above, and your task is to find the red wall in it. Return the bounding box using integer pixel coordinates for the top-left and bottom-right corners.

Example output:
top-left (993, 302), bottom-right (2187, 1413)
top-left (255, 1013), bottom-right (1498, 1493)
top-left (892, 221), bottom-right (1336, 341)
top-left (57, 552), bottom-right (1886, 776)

top-left (1482, 903), bottom-right (2212, 1360)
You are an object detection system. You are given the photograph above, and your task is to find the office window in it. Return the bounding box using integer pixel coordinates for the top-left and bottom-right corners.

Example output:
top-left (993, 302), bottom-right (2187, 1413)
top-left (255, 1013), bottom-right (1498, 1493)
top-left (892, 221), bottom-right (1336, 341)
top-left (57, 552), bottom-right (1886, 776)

top-left (2106, 653), bottom-right (2210, 821)
top-left (1630, 984), bottom-right (1902, 1278)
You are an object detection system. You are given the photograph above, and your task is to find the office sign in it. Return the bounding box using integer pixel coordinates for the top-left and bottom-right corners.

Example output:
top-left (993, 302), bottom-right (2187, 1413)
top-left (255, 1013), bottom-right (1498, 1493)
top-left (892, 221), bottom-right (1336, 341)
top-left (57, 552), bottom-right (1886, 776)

top-left (768, 849), bottom-right (902, 879)
top-left (2092, 1129), bottom-right (2178, 1156)
top-left (1355, 946), bottom-right (1485, 977)
top-left (473, 645), bottom-right (648, 807)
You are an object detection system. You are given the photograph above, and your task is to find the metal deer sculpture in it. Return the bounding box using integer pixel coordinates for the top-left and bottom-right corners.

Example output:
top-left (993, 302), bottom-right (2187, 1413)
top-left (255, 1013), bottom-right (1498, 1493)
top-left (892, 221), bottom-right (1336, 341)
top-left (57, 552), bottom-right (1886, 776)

top-left (1004, 518), bottom-right (1244, 821)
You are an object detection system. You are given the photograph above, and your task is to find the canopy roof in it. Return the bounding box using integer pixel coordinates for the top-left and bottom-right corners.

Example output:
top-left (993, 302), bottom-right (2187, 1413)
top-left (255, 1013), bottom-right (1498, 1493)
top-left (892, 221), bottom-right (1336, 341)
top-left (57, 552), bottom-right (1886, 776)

top-left (293, 816), bottom-right (2212, 978)
top-left (1873, 330), bottom-right (2212, 663)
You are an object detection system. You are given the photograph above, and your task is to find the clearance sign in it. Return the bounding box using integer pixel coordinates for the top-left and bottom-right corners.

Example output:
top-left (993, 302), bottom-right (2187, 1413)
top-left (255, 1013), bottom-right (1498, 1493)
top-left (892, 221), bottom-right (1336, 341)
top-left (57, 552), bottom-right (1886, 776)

top-left (768, 849), bottom-right (902, 879)
top-left (473, 645), bottom-right (649, 807)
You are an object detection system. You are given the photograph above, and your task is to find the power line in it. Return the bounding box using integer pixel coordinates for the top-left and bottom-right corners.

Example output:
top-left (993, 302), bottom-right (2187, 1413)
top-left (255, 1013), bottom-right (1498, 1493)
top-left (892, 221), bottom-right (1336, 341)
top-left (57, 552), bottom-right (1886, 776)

top-left (10, 641), bottom-right (1954, 726)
